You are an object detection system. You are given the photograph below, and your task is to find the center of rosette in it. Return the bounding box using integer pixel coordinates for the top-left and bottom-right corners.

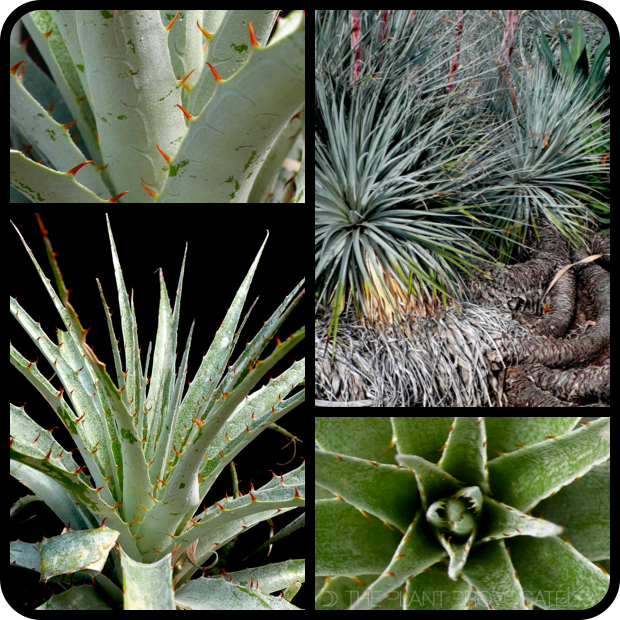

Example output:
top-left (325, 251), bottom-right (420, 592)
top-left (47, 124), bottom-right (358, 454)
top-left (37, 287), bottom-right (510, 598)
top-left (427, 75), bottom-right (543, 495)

top-left (427, 486), bottom-right (482, 539)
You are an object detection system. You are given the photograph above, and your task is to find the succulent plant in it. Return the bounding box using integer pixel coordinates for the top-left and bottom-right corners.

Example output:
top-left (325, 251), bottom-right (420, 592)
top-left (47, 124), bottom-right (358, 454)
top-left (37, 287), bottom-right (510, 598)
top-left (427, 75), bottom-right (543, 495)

top-left (10, 10), bottom-right (305, 203)
top-left (10, 214), bottom-right (306, 610)
top-left (533, 15), bottom-right (610, 106)
top-left (315, 417), bottom-right (610, 611)
top-left (315, 11), bottom-right (610, 407)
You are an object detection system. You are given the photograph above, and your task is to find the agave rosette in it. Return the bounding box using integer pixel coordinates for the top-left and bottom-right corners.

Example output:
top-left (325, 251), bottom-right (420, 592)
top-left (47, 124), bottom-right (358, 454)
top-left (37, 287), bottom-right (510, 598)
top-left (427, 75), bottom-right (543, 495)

top-left (10, 214), bottom-right (306, 610)
top-left (10, 10), bottom-right (305, 203)
top-left (316, 417), bottom-right (610, 611)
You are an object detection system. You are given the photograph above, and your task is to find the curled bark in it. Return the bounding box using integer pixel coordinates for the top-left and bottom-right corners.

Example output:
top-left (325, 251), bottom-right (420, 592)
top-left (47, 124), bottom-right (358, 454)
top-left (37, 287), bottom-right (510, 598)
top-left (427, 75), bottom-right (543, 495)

top-left (506, 361), bottom-right (610, 406)
top-left (500, 229), bottom-right (610, 406)
top-left (505, 247), bottom-right (610, 369)
top-left (315, 220), bottom-right (610, 408)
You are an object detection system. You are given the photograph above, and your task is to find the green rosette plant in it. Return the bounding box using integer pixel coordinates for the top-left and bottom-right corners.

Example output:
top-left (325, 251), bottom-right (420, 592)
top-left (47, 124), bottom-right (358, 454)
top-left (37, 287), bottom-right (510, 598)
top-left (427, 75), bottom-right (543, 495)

top-left (315, 417), bottom-right (610, 611)
top-left (534, 16), bottom-right (610, 105)
top-left (10, 214), bottom-right (306, 610)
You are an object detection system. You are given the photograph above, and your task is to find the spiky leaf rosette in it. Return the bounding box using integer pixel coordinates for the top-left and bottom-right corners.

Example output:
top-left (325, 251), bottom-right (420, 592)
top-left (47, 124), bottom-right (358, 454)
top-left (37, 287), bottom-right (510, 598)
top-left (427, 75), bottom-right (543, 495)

top-left (10, 214), bottom-right (305, 610)
top-left (315, 10), bottom-right (609, 357)
top-left (315, 11), bottom-right (510, 332)
top-left (315, 417), bottom-right (610, 611)
top-left (10, 10), bottom-right (305, 203)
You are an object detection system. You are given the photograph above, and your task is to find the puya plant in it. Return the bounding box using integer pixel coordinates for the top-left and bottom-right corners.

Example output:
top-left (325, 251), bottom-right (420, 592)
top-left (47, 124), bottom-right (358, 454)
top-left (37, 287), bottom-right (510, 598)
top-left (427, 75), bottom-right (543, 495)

top-left (10, 213), bottom-right (306, 610)
top-left (316, 417), bottom-right (610, 611)
top-left (10, 10), bottom-right (305, 203)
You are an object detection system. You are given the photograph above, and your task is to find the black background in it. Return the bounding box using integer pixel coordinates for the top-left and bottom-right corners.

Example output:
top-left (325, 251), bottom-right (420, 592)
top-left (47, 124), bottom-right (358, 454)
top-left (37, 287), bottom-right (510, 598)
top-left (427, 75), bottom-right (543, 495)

top-left (8, 211), bottom-right (306, 611)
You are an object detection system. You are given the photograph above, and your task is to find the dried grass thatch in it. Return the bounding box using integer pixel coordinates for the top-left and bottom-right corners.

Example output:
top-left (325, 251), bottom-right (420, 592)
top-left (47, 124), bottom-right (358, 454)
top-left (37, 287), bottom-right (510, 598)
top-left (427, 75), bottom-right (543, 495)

top-left (315, 302), bottom-right (525, 407)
